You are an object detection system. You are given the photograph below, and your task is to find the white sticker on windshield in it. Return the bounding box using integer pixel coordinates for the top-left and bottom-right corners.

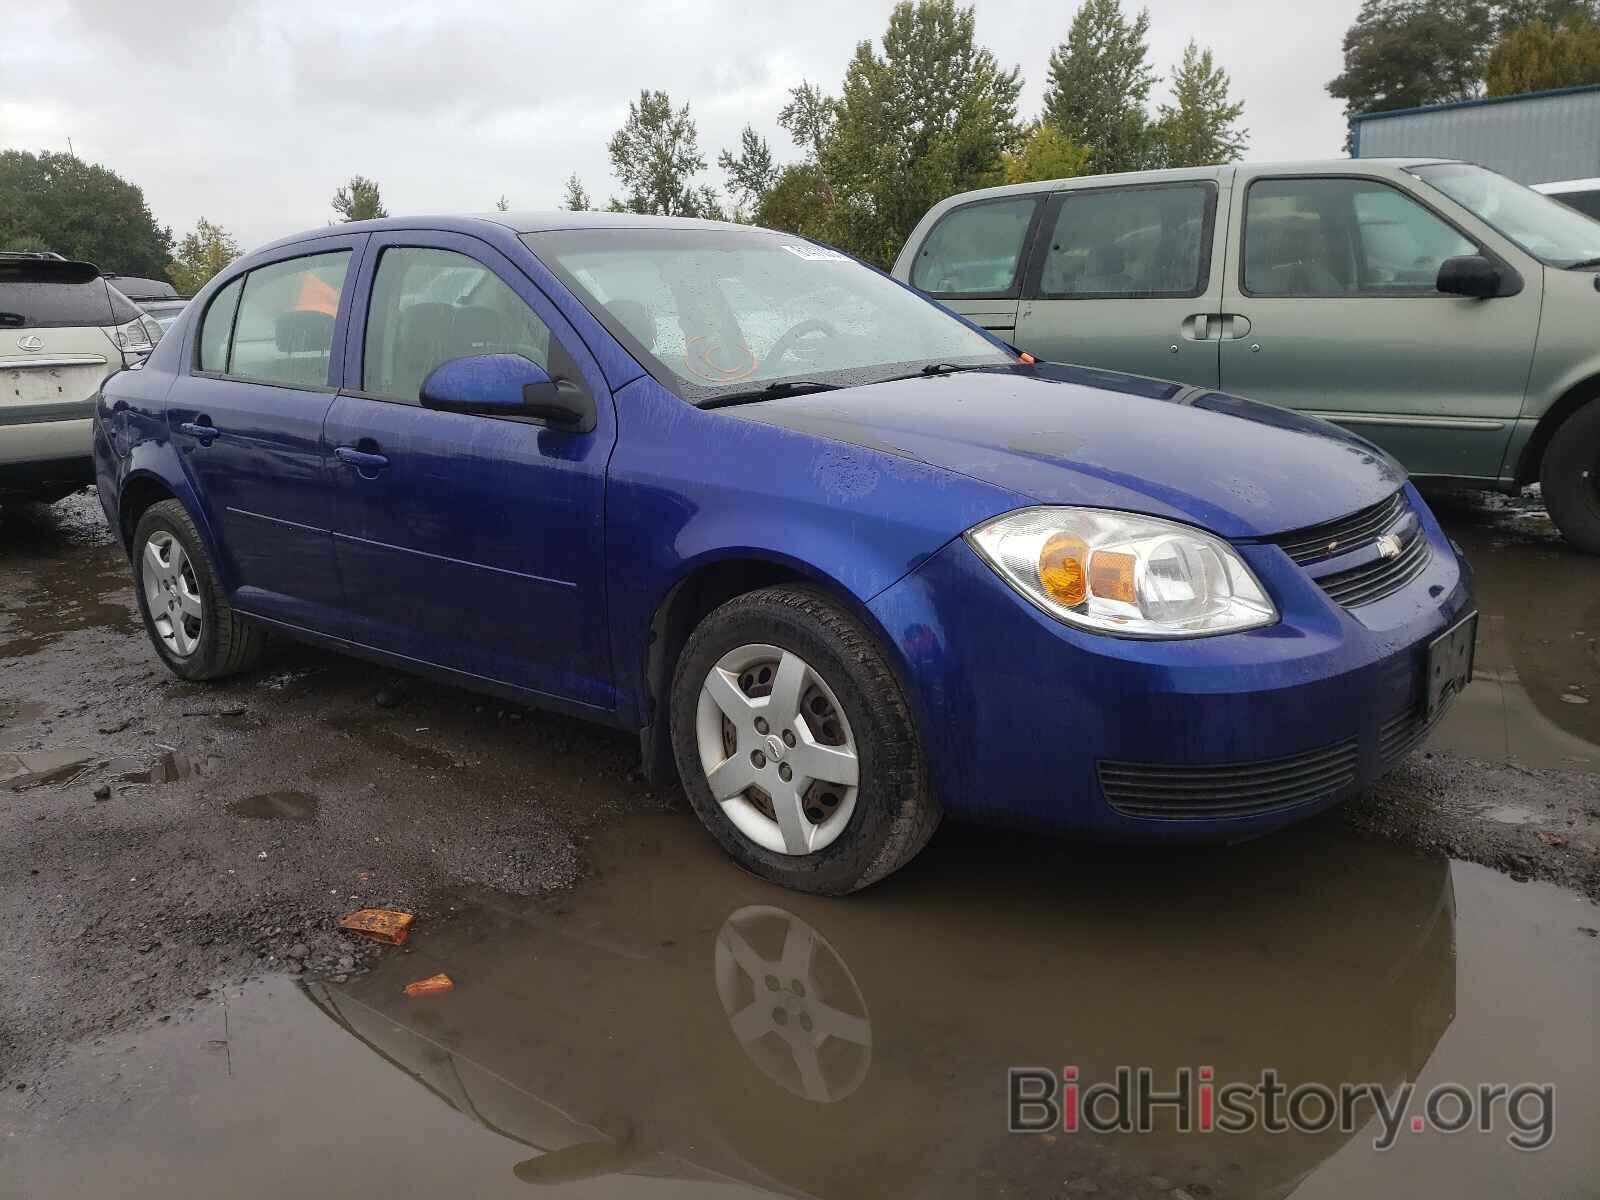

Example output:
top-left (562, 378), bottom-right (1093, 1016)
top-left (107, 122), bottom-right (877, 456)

top-left (781, 244), bottom-right (849, 262)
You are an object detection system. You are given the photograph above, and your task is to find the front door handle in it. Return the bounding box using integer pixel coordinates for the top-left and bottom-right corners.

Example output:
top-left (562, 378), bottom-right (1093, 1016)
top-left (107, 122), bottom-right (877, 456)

top-left (1182, 313), bottom-right (1213, 340)
top-left (178, 419), bottom-right (219, 445)
top-left (334, 445), bottom-right (390, 473)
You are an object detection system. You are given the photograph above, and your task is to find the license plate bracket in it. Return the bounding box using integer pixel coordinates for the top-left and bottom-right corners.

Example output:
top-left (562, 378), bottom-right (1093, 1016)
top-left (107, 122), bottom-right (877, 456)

top-left (1426, 610), bottom-right (1477, 717)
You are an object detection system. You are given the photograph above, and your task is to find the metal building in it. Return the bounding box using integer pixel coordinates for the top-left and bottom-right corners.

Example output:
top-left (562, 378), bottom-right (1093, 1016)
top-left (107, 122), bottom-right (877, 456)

top-left (1351, 84), bottom-right (1600, 184)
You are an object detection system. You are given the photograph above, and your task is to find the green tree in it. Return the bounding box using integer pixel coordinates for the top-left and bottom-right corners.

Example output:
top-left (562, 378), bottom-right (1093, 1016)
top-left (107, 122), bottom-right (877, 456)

top-left (331, 175), bottom-right (388, 222)
top-left (718, 125), bottom-right (779, 219)
top-left (1152, 41), bottom-right (1249, 168)
top-left (560, 173), bottom-right (592, 211)
top-left (1486, 14), bottom-right (1600, 92)
top-left (998, 123), bottom-right (1093, 184)
top-left (606, 89), bottom-right (710, 216)
top-left (0, 150), bottom-right (172, 276)
top-left (168, 218), bottom-right (242, 296)
top-left (754, 163), bottom-right (836, 238)
top-left (778, 81), bottom-right (840, 160)
top-left (1041, 0), bottom-right (1158, 173)
top-left (1327, 0), bottom-right (1496, 132)
top-left (823, 0), bottom-right (1022, 266)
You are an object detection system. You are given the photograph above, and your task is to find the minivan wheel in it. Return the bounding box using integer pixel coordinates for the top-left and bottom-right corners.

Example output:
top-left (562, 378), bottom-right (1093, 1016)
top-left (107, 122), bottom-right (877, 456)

top-left (670, 585), bottom-right (939, 895)
top-left (1540, 399), bottom-right (1600, 554)
top-left (131, 499), bottom-right (263, 680)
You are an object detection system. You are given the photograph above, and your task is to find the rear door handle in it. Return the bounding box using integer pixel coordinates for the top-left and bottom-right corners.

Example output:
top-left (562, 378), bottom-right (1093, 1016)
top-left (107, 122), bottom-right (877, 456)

top-left (334, 446), bottom-right (390, 473)
top-left (178, 420), bottom-right (219, 445)
top-left (1219, 314), bottom-right (1252, 340)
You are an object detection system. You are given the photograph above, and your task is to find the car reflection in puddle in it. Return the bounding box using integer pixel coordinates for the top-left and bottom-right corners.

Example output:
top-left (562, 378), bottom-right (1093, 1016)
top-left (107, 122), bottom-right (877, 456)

top-left (305, 813), bottom-right (1465, 1199)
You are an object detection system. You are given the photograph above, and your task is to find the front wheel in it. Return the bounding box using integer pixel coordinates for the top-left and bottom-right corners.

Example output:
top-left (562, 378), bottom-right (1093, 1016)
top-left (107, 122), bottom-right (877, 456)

top-left (670, 585), bottom-right (938, 895)
top-left (1541, 399), bottom-right (1600, 554)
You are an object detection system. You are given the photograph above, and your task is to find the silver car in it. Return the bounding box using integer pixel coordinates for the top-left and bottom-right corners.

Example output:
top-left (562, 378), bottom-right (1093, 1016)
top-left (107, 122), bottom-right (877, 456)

top-left (894, 159), bottom-right (1600, 552)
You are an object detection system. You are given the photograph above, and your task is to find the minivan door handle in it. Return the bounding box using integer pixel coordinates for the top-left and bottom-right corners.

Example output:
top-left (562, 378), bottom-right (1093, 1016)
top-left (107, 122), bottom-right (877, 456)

top-left (1182, 313), bottom-right (1214, 340)
top-left (1218, 314), bottom-right (1252, 340)
top-left (178, 419), bottom-right (219, 445)
top-left (334, 445), bottom-right (390, 474)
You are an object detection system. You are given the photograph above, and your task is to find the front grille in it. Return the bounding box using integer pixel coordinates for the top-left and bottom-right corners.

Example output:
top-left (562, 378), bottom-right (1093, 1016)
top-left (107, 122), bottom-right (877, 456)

top-left (1317, 529), bottom-right (1431, 607)
top-left (1274, 491), bottom-right (1406, 566)
top-left (1270, 489), bottom-right (1432, 608)
top-left (1379, 702), bottom-right (1451, 768)
top-left (1099, 738), bottom-right (1360, 820)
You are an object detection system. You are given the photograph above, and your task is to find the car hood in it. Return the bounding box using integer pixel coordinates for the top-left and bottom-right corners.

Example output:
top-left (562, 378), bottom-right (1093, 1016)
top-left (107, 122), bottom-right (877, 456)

top-left (727, 364), bottom-right (1406, 539)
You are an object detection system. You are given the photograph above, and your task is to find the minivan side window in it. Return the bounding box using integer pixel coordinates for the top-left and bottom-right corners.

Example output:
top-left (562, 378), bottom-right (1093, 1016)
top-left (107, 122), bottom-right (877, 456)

top-left (362, 247), bottom-right (553, 402)
top-left (1034, 184), bottom-right (1212, 298)
top-left (1244, 178), bottom-right (1476, 297)
top-left (910, 197), bottom-right (1038, 297)
top-left (224, 251), bottom-right (352, 387)
top-left (198, 276), bottom-right (242, 373)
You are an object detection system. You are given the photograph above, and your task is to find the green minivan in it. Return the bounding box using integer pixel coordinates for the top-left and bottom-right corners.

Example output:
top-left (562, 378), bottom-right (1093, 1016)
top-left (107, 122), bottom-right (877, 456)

top-left (892, 159), bottom-right (1600, 552)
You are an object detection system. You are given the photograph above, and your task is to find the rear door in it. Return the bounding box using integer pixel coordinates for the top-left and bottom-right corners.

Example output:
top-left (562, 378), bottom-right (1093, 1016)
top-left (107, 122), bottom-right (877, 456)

top-left (166, 237), bottom-right (365, 623)
top-left (1013, 177), bottom-right (1228, 387)
top-left (902, 194), bottom-right (1043, 341)
top-left (1218, 170), bottom-right (1540, 480)
top-left (323, 232), bottom-right (617, 710)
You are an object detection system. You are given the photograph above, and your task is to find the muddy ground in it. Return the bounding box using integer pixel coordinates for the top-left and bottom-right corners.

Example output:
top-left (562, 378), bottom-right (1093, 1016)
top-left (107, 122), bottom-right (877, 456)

top-left (2, 486), bottom-right (1598, 1140)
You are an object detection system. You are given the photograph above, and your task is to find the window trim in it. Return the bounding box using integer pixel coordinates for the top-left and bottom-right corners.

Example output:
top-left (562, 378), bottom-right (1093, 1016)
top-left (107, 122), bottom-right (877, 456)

top-left (188, 241), bottom-right (360, 390)
top-left (1236, 173), bottom-right (1517, 301)
top-left (909, 194), bottom-right (1046, 300)
top-left (1021, 180), bottom-right (1218, 302)
top-left (354, 242), bottom-right (558, 408)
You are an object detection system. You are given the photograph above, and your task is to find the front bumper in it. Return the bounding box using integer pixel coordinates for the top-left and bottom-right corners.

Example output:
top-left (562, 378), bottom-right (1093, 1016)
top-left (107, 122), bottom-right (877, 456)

top-left (867, 483), bottom-right (1473, 838)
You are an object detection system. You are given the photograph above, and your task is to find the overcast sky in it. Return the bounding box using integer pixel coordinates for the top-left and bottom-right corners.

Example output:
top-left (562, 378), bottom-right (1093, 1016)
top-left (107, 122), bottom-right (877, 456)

top-left (2, 0), bottom-right (1359, 251)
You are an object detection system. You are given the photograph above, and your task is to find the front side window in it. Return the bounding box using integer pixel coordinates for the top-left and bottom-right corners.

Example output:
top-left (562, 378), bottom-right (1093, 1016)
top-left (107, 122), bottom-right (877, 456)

top-left (363, 247), bottom-right (552, 401)
top-left (1410, 162), bottom-right (1600, 267)
top-left (910, 197), bottom-right (1038, 296)
top-left (225, 251), bottom-right (351, 386)
top-left (1244, 178), bottom-right (1475, 297)
top-left (1037, 184), bottom-right (1211, 298)
top-left (528, 228), bottom-right (1013, 404)
top-left (198, 277), bottom-right (242, 372)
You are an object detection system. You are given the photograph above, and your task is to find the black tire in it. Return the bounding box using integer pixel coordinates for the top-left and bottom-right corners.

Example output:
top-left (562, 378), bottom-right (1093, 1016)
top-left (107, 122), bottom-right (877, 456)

top-left (1541, 399), bottom-right (1600, 554)
top-left (670, 584), bottom-right (938, 895)
top-left (131, 499), bottom-right (263, 680)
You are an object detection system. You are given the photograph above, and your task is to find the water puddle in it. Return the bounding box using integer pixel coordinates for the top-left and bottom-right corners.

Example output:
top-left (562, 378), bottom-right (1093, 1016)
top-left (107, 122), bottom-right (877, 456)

top-left (228, 789), bottom-right (321, 823)
top-left (116, 749), bottom-right (211, 785)
top-left (1, 748), bottom-right (100, 791)
top-left (8, 813), bottom-right (1595, 1198)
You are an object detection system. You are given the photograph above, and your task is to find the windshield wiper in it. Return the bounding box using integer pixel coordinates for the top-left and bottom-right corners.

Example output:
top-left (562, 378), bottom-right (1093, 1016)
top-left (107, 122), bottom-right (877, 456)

top-left (1565, 256), bottom-right (1600, 270)
top-left (699, 380), bottom-right (842, 409)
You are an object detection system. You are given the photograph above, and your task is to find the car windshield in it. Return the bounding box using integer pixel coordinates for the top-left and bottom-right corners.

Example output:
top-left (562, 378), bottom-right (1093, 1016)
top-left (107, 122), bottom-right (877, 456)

top-left (524, 227), bottom-right (1014, 403)
top-left (1408, 162), bottom-right (1600, 267)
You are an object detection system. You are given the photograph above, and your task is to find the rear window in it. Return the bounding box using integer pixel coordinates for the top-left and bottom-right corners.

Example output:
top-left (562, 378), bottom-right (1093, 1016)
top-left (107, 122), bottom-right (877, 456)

top-left (0, 279), bottom-right (140, 329)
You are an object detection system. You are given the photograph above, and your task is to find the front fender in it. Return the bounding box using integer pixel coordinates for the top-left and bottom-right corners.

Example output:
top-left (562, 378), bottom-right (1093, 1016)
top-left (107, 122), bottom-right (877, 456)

top-left (604, 376), bottom-right (1026, 726)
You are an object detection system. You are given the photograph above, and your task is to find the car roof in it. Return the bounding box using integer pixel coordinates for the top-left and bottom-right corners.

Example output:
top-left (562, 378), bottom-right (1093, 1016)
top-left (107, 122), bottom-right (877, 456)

top-left (252, 211), bottom-right (761, 258)
top-left (1533, 177), bottom-right (1600, 193)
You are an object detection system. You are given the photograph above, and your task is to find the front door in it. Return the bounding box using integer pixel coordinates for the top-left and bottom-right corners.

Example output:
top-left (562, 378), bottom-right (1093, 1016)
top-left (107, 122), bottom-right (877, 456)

top-left (1219, 170), bottom-right (1541, 481)
top-left (167, 239), bottom-right (364, 623)
top-left (1013, 178), bottom-right (1228, 388)
top-left (903, 194), bottom-right (1042, 341)
top-left (323, 232), bottom-right (617, 711)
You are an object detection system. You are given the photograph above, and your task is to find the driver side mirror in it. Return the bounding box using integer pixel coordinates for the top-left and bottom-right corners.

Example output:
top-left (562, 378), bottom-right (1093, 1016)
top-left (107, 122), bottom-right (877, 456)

top-left (1436, 255), bottom-right (1515, 299)
top-left (419, 353), bottom-right (596, 433)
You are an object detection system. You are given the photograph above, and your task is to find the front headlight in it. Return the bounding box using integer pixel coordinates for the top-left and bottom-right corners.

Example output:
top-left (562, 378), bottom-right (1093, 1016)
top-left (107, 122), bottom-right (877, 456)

top-left (965, 508), bottom-right (1277, 638)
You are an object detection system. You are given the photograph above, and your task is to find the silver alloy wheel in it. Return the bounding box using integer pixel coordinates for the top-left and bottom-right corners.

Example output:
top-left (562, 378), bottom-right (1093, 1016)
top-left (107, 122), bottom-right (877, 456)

top-left (694, 643), bottom-right (860, 856)
top-left (714, 905), bottom-right (872, 1103)
top-left (141, 531), bottom-right (203, 658)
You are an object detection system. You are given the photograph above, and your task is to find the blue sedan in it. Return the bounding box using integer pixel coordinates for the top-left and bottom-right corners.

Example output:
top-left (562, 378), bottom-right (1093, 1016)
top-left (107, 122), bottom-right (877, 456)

top-left (92, 213), bottom-right (1475, 893)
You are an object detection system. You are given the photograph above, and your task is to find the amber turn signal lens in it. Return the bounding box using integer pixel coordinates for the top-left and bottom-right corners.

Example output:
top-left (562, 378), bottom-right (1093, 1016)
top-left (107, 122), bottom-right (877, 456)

top-left (1038, 533), bottom-right (1088, 606)
top-left (1089, 550), bottom-right (1137, 604)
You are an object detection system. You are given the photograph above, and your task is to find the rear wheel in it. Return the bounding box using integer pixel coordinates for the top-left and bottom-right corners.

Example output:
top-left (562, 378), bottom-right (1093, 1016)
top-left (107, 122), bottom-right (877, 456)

top-left (132, 500), bottom-right (263, 680)
top-left (670, 585), bottom-right (938, 895)
top-left (1541, 400), bottom-right (1600, 554)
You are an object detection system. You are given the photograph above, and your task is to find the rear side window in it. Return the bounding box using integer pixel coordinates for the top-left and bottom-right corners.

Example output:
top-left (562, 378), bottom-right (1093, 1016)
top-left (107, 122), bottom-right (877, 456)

top-left (1034, 184), bottom-right (1212, 298)
top-left (1244, 178), bottom-right (1476, 297)
top-left (910, 197), bottom-right (1038, 297)
top-left (0, 279), bottom-right (137, 329)
top-left (362, 247), bottom-right (551, 402)
top-left (198, 277), bottom-right (242, 372)
top-left (1554, 189), bottom-right (1600, 221)
top-left (223, 251), bottom-right (351, 387)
